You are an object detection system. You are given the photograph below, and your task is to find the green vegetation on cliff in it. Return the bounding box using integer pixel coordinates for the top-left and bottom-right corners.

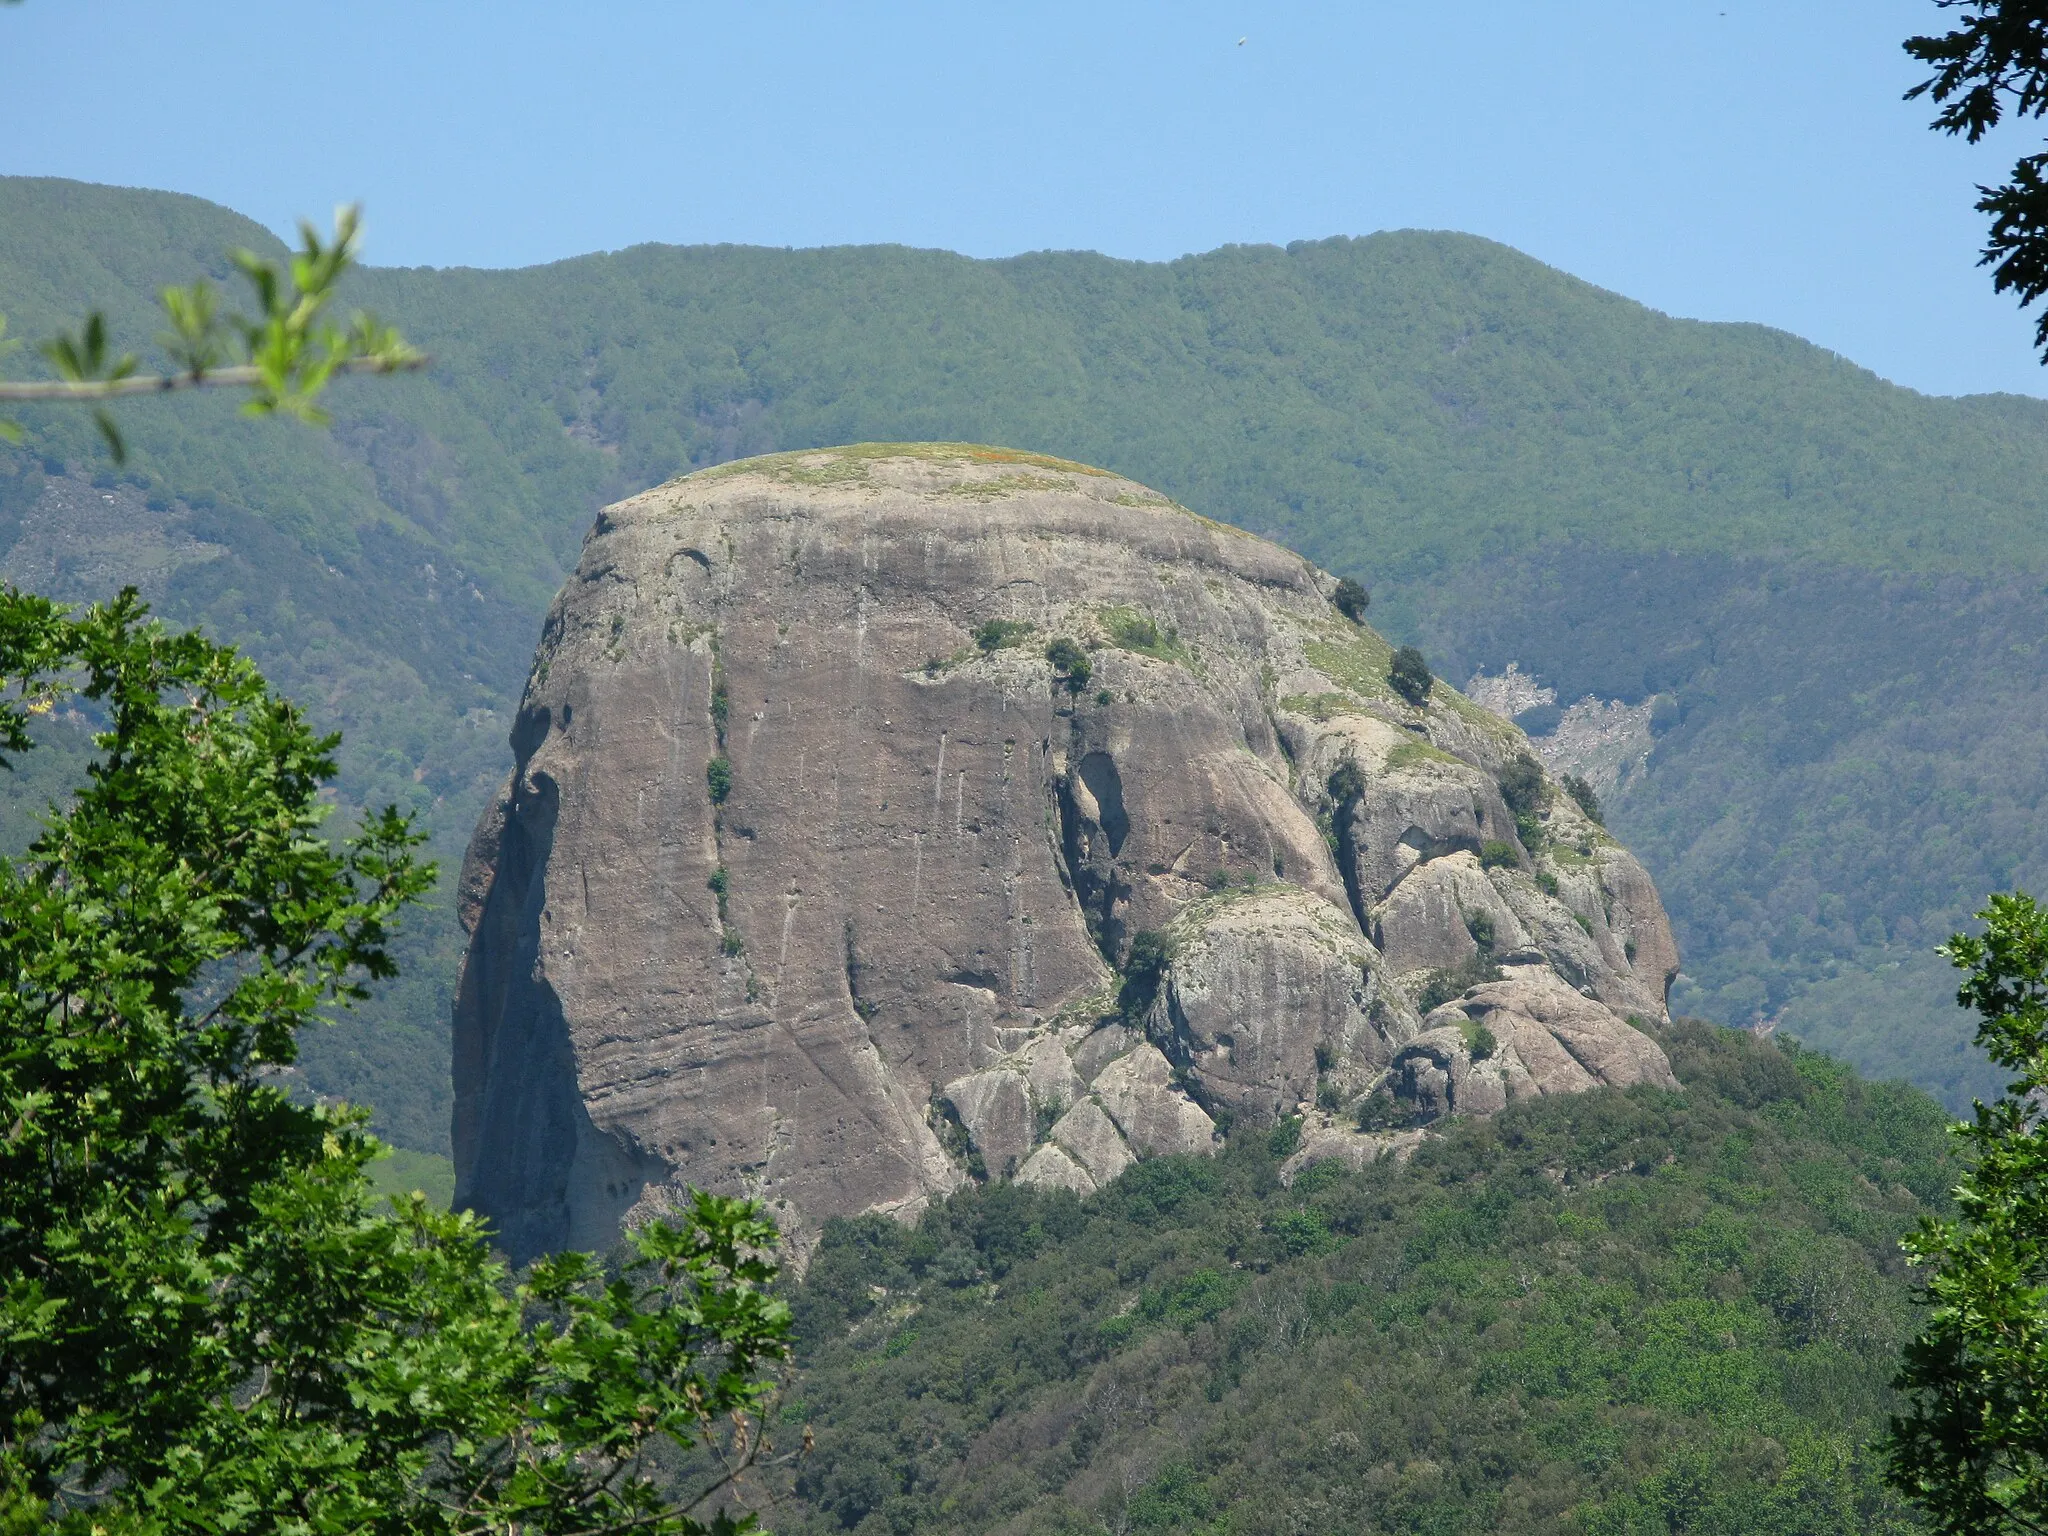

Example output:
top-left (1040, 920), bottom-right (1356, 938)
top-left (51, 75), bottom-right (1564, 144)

top-left (769, 1023), bottom-right (1948, 1536)
top-left (4, 174), bottom-right (2042, 1132)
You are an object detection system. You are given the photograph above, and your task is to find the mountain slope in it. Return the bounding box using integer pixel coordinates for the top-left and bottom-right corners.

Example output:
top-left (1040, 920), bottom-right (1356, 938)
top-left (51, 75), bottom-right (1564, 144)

top-left (762, 1022), bottom-right (1947, 1536)
top-left (1, 175), bottom-right (2037, 1134)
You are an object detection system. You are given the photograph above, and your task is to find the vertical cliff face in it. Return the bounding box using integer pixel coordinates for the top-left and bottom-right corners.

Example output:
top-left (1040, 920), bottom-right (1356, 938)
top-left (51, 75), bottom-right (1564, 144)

top-left (453, 445), bottom-right (1679, 1263)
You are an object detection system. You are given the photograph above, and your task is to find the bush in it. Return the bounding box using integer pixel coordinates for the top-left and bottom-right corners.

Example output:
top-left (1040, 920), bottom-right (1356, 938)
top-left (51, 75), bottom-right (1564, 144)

top-left (1106, 612), bottom-right (1165, 652)
top-left (1095, 689), bottom-right (1112, 706)
top-left (0, 591), bottom-right (791, 1536)
top-left (1033, 1098), bottom-right (1064, 1144)
top-left (1119, 930), bottom-right (1174, 1022)
top-left (1497, 753), bottom-right (1547, 816)
top-left (1332, 577), bottom-right (1370, 623)
top-left (1465, 910), bottom-right (1497, 952)
top-left (1563, 773), bottom-right (1603, 824)
top-left (1267, 1115), bottom-right (1304, 1158)
top-left (1044, 637), bottom-right (1091, 694)
top-left (1480, 839), bottom-right (1520, 870)
top-left (1536, 869), bottom-right (1560, 897)
top-left (1649, 692), bottom-right (1682, 735)
top-left (1355, 1088), bottom-right (1427, 1132)
top-left (707, 755), bottom-right (732, 803)
top-left (975, 618), bottom-right (1033, 653)
top-left (1388, 645), bottom-right (1432, 705)
top-left (1463, 1021), bottom-right (1498, 1060)
top-left (1327, 756), bottom-right (1367, 806)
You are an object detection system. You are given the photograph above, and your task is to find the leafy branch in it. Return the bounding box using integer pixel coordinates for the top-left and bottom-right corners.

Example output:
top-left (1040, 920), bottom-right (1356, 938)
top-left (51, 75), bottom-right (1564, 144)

top-left (1906, 2), bottom-right (2048, 357)
top-left (0, 204), bottom-right (424, 461)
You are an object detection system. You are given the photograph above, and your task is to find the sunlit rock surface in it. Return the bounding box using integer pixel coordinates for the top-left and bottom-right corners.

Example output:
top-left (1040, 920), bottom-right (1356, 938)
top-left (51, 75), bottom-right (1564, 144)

top-left (453, 445), bottom-right (1680, 1263)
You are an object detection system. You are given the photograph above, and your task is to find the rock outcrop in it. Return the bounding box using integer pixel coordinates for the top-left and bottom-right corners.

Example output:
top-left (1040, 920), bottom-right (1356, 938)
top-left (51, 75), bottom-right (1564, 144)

top-left (453, 444), bottom-right (1680, 1263)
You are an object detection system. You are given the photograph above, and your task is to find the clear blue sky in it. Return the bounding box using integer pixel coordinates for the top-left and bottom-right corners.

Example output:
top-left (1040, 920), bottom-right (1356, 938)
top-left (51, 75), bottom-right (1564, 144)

top-left (4, 0), bottom-right (2044, 397)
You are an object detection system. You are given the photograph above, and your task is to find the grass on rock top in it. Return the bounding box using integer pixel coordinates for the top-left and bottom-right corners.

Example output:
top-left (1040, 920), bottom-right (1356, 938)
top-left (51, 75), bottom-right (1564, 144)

top-left (691, 441), bottom-right (1119, 487)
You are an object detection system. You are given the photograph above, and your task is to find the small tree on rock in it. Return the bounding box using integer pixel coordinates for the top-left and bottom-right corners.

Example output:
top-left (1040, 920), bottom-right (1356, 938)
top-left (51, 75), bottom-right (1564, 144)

top-left (1045, 637), bottom-right (1092, 694)
top-left (1563, 773), bottom-right (1603, 825)
top-left (1119, 930), bottom-right (1174, 1023)
top-left (1388, 645), bottom-right (1432, 705)
top-left (1332, 577), bottom-right (1370, 623)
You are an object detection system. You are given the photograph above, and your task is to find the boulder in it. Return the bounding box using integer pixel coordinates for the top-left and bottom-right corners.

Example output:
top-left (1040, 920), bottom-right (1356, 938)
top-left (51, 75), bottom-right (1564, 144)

top-left (1371, 852), bottom-right (1528, 977)
top-left (1148, 885), bottom-right (1418, 1126)
top-left (1278, 1117), bottom-right (1428, 1185)
top-left (1387, 970), bottom-right (1678, 1120)
top-left (1089, 1043), bottom-right (1217, 1155)
top-left (1043, 1097), bottom-right (1136, 1186)
top-left (942, 1068), bottom-right (1034, 1180)
top-left (1015, 1140), bottom-right (1096, 1195)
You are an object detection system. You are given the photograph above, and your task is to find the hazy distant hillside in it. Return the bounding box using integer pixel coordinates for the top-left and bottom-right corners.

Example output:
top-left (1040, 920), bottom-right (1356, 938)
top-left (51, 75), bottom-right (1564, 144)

top-left (3, 174), bottom-right (2038, 1139)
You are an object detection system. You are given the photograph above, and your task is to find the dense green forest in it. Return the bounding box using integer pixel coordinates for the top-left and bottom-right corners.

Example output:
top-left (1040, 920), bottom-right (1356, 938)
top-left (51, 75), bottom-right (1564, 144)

top-left (2, 173), bottom-right (2041, 1141)
top-left (765, 1022), bottom-right (1951, 1536)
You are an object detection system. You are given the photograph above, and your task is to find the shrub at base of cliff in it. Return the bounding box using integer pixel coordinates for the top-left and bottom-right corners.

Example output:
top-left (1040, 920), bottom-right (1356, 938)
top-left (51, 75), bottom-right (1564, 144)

top-left (772, 1022), bottom-right (1947, 1536)
top-left (1499, 750), bottom-right (1550, 852)
top-left (1480, 838), bottom-right (1521, 870)
top-left (1118, 929), bottom-right (1174, 1023)
top-left (975, 618), bottom-right (1034, 653)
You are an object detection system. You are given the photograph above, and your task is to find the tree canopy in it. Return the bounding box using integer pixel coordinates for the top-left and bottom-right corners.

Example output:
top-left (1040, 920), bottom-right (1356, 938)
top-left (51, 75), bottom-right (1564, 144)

top-left (1908, 0), bottom-right (2048, 356)
top-left (0, 589), bottom-right (792, 1535)
top-left (1887, 890), bottom-right (2048, 1532)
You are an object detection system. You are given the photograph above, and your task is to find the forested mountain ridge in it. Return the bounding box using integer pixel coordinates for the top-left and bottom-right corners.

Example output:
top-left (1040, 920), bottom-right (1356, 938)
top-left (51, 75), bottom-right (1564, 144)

top-left (764, 1020), bottom-right (1950, 1535)
top-left (1, 173), bottom-right (2035, 1142)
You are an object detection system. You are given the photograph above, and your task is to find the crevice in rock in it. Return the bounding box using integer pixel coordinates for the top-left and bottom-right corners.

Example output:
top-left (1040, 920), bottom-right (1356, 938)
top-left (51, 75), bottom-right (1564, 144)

top-left (451, 766), bottom-right (668, 1264)
top-left (1330, 792), bottom-right (1371, 939)
top-left (1152, 984), bottom-right (1231, 1130)
top-left (509, 702), bottom-right (552, 762)
top-left (844, 918), bottom-right (878, 1023)
top-left (1055, 751), bottom-right (1134, 965)
top-left (1398, 825), bottom-right (1480, 864)
top-left (1075, 751), bottom-right (1129, 854)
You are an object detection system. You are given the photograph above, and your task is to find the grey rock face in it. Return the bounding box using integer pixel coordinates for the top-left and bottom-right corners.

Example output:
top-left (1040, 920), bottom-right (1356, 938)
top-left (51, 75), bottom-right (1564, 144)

top-left (1148, 886), bottom-right (1415, 1126)
top-left (1390, 971), bottom-right (1682, 1122)
top-left (454, 445), bottom-right (1682, 1263)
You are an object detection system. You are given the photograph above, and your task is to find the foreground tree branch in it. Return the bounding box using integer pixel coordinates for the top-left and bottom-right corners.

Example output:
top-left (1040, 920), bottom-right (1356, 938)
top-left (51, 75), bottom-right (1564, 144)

top-left (0, 204), bottom-right (424, 460)
top-left (0, 352), bottom-right (427, 400)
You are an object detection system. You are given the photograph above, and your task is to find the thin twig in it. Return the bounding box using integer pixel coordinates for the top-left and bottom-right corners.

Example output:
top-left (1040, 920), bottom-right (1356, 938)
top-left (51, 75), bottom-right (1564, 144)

top-left (0, 355), bottom-right (428, 400)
